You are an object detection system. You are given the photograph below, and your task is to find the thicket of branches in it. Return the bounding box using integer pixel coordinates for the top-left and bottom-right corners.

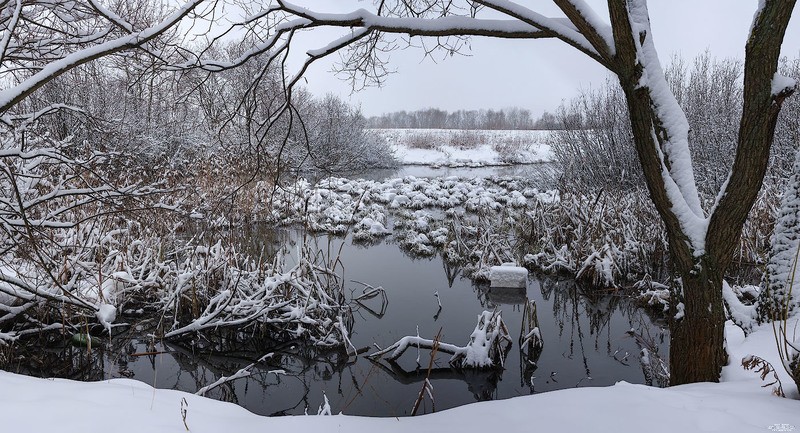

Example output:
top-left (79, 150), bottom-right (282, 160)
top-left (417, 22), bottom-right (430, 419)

top-left (0, 1), bottom-right (397, 351)
top-left (549, 52), bottom-right (800, 195)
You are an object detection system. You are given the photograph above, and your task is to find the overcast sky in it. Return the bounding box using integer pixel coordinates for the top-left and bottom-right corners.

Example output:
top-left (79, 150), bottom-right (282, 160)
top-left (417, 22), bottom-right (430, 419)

top-left (288, 1), bottom-right (800, 118)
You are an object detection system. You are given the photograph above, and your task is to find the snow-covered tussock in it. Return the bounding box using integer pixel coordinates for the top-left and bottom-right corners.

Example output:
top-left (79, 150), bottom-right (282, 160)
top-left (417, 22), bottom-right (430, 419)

top-left (0, 219), bottom-right (358, 350)
top-left (524, 190), bottom-right (668, 287)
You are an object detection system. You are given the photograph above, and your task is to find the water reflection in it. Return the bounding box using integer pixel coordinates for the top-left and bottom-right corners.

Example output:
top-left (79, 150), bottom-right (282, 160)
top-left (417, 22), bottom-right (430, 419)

top-left (353, 163), bottom-right (557, 184)
top-left (370, 359), bottom-right (505, 402)
top-left (484, 287), bottom-right (528, 306)
top-left (2, 224), bottom-right (668, 417)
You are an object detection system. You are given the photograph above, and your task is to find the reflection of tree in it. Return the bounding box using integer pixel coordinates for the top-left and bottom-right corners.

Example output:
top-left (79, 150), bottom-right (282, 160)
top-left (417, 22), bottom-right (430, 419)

top-left (4, 340), bottom-right (109, 382)
top-left (541, 276), bottom-right (668, 387)
top-left (519, 344), bottom-right (544, 393)
top-left (369, 359), bottom-right (504, 402)
top-left (161, 340), bottom-right (357, 414)
top-left (183, 223), bottom-right (292, 264)
top-left (442, 259), bottom-right (462, 288)
top-left (626, 313), bottom-right (670, 388)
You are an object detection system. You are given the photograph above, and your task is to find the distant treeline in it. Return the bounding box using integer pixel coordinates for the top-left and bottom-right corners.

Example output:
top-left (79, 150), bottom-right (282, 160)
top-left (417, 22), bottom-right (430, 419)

top-left (366, 107), bottom-right (564, 130)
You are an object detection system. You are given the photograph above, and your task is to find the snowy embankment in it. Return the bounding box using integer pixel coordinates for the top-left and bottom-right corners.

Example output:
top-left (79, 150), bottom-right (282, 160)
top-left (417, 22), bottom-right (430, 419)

top-left (373, 128), bottom-right (554, 166)
top-left (1, 321), bottom-right (797, 432)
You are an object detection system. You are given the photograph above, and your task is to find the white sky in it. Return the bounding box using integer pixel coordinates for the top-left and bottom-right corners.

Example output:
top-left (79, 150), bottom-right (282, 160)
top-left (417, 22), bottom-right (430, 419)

top-left (288, 1), bottom-right (800, 117)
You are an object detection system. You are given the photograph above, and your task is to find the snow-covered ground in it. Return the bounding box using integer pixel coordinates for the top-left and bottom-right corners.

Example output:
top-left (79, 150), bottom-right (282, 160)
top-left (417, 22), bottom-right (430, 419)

top-left (1, 321), bottom-right (797, 432)
top-left (374, 129), bottom-right (554, 166)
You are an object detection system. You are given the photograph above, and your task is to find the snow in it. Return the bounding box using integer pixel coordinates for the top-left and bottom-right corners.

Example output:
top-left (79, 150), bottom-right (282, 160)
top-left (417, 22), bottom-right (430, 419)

top-left (751, 0), bottom-right (766, 33)
top-left (626, 0), bottom-right (708, 256)
top-left (489, 264), bottom-right (528, 288)
top-left (722, 280), bottom-right (758, 331)
top-left (95, 303), bottom-right (117, 333)
top-left (765, 148), bottom-right (800, 317)
top-left (373, 129), bottom-right (554, 167)
top-left (467, 0), bottom-right (598, 56)
top-left (772, 73), bottom-right (797, 97)
top-left (0, 0), bottom-right (207, 113)
top-left (281, 1), bottom-right (558, 40)
top-left (567, 0), bottom-right (616, 56)
top-left (1, 320), bottom-right (799, 432)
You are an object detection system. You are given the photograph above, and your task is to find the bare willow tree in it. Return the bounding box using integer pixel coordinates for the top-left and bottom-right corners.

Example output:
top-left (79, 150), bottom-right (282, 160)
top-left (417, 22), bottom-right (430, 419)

top-left (180, 0), bottom-right (798, 385)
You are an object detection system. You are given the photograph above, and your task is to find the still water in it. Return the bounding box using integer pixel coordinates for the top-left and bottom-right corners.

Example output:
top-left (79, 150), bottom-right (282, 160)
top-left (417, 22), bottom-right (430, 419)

top-left (101, 229), bottom-right (667, 417)
top-left (13, 164), bottom-right (668, 417)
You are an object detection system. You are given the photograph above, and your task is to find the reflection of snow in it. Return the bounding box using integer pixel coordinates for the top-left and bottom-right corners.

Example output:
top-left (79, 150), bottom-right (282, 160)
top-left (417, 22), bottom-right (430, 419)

top-left (1, 321), bottom-right (797, 432)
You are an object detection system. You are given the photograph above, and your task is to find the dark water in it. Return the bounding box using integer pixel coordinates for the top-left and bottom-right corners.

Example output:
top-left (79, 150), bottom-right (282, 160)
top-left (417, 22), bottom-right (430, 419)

top-left (7, 165), bottom-right (667, 417)
top-left (356, 163), bottom-right (557, 182)
top-left (88, 230), bottom-right (667, 417)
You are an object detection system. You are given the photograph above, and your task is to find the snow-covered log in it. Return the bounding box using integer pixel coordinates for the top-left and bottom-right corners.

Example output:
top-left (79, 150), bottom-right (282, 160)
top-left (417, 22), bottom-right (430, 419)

top-left (368, 310), bottom-right (512, 369)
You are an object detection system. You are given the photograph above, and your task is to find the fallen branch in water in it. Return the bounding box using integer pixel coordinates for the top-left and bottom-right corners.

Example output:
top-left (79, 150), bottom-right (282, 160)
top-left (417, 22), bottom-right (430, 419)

top-left (368, 310), bottom-right (512, 369)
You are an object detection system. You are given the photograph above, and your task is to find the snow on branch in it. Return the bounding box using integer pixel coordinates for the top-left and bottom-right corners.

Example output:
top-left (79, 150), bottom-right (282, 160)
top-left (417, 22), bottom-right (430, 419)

top-left (279, 1), bottom-right (549, 40)
top-left (772, 73), bottom-right (797, 98)
top-left (471, 0), bottom-right (609, 66)
top-left (626, 0), bottom-right (707, 254)
top-left (369, 310), bottom-right (512, 368)
top-left (552, 0), bottom-right (615, 57)
top-left (0, 0), bottom-right (207, 114)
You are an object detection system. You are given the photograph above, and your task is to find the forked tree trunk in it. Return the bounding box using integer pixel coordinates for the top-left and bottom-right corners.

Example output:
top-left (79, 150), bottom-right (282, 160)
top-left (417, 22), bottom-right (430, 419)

top-left (620, 77), bottom-right (730, 384)
top-left (608, 0), bottom-right (797, 385)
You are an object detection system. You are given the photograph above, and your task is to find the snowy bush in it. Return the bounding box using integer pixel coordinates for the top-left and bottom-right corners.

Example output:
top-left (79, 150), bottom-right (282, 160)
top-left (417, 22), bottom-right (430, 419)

top-left (549, 53), bottom-right (799, 196)
top-left (759, 148), bottom-right (800, 321)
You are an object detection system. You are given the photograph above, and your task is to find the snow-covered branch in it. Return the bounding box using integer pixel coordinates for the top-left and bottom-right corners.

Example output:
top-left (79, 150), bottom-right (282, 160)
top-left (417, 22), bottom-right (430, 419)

top-left (369, 310), bottom-right (512, 368)
top-left (471, 0), bottom-right (609, 66)
top-left (624, 0), bottom-right (707, 255)
top-left (279, 2), bottom-right (548, 40)
top-left (0, 0), bottom-right (207, 115)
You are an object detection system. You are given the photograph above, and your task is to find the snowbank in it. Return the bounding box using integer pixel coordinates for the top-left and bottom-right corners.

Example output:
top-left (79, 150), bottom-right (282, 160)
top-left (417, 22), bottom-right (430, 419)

top-left (1, 322), bottom-right (798, 432)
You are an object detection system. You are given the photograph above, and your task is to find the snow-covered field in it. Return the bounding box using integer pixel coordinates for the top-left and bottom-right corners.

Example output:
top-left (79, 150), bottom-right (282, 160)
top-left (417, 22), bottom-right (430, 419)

top-left (1, 320), bottom-right (797, 432)
top-left (374, 128), bottom-right (554, 166)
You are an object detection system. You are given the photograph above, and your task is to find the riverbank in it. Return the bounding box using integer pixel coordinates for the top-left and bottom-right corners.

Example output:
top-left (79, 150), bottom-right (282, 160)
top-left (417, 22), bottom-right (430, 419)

top-left (0, 320), bottom-right (796, 432)
top-left (374, 128), bottom-right (554, 167)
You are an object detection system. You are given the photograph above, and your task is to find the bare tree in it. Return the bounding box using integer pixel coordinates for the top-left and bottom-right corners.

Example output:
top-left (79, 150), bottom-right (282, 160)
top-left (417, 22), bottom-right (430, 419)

top-left (0, 0), bottom-right (212, 338)
top-left (193, 0), bottom-right (796, 385)
top-left (1, 0), bottom-right (796, 386)
top-left (1, 0), bottom-right (214, 116)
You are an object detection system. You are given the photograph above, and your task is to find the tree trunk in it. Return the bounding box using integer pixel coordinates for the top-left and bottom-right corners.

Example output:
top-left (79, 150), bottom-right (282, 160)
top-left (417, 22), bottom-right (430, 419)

top-left (608, 0), bottom-right (797, 385)
top-left (668, 257), bottom-right (727, 385)
top-left (618, 75), bottom-right (729, 384)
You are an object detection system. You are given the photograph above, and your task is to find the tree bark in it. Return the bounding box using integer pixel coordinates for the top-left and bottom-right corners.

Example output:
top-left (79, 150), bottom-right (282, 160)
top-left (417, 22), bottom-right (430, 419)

top-left (618, 76), bottom-right (728, 384)
top-left (668, 256), bottom-right (727, 384)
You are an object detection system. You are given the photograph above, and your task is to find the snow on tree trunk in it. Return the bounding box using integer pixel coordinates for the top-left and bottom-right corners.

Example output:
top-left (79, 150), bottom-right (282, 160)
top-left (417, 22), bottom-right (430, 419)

top-left (759, 147), bottom-right (800, 320)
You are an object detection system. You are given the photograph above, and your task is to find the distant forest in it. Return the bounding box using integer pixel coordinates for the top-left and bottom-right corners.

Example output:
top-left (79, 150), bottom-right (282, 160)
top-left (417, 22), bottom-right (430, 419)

top-left (366, 107), bottom-right (563, 130)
